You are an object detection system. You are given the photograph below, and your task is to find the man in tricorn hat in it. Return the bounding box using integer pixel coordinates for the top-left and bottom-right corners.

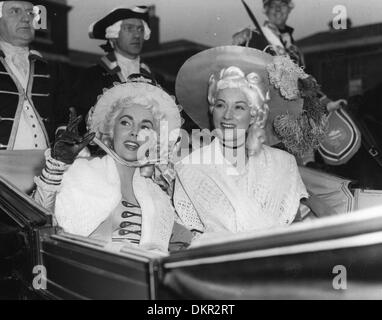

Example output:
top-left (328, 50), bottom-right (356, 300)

top-left (68, 5), bottom-right (154, 132)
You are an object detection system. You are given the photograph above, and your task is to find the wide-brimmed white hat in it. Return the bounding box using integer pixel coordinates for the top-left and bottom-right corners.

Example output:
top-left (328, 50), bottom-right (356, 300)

top-left (175, 46), bottom-right (327, 156)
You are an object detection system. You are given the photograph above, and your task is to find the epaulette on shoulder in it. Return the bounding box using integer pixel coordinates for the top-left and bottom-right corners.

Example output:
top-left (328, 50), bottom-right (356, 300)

top-left (100, 55), bottom-right (120, 74)
top-left (29, 50), bottom-right (46, 62)
top-left (140, 62), bottom-right (151, 73)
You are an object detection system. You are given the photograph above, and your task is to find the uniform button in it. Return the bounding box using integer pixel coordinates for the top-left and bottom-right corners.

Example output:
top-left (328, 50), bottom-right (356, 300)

top-left (34, 134), bottom-right (37, 138)
top-left (26, 106), bottom-right (29, 110)
top-left (32, 124), bottom-right (36, 128)
top-left (30, 115), bottom-right (34, 118)
top-left (122, 201), bottom-right (129, 207)
top-left (35, 144), bottom-right (38, 148)
top-left (121, 211), bottom-right (130, 218)
top-left (119, 230), bottom-right (128, 236)
top-left (120, 222), bottom-right (128, 228)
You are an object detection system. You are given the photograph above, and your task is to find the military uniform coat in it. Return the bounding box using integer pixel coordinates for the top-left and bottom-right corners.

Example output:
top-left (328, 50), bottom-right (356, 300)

top-left (68, 51), bottom-right (152, 133)
top-left (0, 49), bottom-right (67, 150)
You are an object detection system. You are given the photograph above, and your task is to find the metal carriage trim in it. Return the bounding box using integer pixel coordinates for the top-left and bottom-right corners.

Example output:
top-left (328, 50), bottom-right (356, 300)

top-left (33, 74), bottom-right (51, 78)
top-left (0, 90), bottom-right (20, 95)
top-left (164, 230), bottom-right (382, 269)
top-left (49, 234), bottom-right (162, 263)
top-left (31, 93), bottom-right (50, 97)
top-left (45, 279), bottom-right (89, 300)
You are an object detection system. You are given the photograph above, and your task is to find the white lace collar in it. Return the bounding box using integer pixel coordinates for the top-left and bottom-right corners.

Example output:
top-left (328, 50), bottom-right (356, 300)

top-left (114, 51), bottom-right (140, 80)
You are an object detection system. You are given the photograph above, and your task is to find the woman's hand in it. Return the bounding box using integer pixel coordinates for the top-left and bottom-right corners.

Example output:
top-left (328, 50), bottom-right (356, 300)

top-left (246, 125), bottom-right (267, 157)
top-left (52, 108), bottom-right (95, 164)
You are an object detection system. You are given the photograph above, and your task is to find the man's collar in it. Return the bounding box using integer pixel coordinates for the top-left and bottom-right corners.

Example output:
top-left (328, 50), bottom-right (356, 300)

top-left (264, 21), bottom-right (294, 35)
top-left (0, 40), bottom-right (29, 54)
top-left (99, 51), bottom-right (141, 74)
top-left (99, 51), bottom-right (121, 75)
top-left (114, 50), bottom-right (140, 64)
top-left (0, 46), bottom-right (45, 63)
top-left (280, 24), bottom-right (294, 34)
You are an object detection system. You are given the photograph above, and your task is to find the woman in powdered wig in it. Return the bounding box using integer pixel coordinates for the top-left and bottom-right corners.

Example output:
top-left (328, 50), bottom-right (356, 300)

top-left (174, 46), bottom-right (328, 243)
top-left (34, 77), bottom-right (181, 252)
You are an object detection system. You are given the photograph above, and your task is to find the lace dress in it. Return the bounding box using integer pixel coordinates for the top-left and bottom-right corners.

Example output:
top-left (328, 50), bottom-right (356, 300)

top-left (174, 141), bottom-right (308, 235)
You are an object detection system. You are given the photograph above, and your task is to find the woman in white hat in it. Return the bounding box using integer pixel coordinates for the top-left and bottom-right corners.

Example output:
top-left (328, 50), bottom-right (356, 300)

top-left (173, 46), bottom-right (330, 244)
top-left (34, 77), bottom-right (181, 252)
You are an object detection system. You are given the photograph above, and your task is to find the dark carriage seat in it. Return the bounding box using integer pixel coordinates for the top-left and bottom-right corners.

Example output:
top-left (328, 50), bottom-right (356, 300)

top-left (0, 222), bottom-right (24, 260)
top-left (0, 150), bottom-right (45, 261)
top-left (0, 150), bottom-right (45, 195)
top-left (0, 220), bottom-right (25, 299)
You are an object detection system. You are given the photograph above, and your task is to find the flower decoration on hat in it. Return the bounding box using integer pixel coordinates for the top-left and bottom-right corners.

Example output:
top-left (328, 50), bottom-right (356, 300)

top-left (267, 56), bottom-right (307, 100)
top-left (267, 56), bottom-right (328, 156)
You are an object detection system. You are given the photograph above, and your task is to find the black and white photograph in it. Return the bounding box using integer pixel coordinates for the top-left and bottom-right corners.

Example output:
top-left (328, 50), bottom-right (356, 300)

top-left (1, 0), bottom-right (382, 304)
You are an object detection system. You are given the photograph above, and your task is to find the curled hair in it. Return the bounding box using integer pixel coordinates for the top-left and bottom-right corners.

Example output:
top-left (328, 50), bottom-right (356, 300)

top-left (208, 66), bottom-right (270, 128)
top-left (100, 96), bottom-right (165, 139)
top-left (105, 19), bottom-right (151, 41)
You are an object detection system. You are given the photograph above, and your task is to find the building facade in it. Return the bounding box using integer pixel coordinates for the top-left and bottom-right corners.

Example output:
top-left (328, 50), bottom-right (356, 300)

top-left (297, 23), bottom-right (382, 99)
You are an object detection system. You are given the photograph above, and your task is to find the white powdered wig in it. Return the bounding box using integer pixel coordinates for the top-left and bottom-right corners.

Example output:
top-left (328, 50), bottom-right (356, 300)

top-left (88, 82), bottom-right (181, 142)
top-left (208, 66), bottom-right (270, 129)
top-left (105, 19), bottom-right (151, 41)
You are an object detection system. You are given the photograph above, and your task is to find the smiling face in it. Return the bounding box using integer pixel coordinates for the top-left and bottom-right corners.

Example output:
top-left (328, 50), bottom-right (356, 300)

top-left (112, 104), bottom-right (155, 161)
top-left (114, 18), bottom-right (145, 59)
top-left (265, 0), bottom-right (291, 29)
top-left (211, 88), bottom-right (253, 145)
top-left (0, 1), bottom-right (35, 46)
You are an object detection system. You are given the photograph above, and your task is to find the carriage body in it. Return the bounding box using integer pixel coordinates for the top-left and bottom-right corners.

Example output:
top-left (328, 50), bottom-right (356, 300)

top-left (1, 151), bottom-right (382, 299)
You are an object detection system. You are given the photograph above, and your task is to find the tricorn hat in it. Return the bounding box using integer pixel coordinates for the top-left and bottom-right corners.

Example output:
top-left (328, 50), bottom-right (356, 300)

top-left (89, 6), bottom-right (150, 40)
